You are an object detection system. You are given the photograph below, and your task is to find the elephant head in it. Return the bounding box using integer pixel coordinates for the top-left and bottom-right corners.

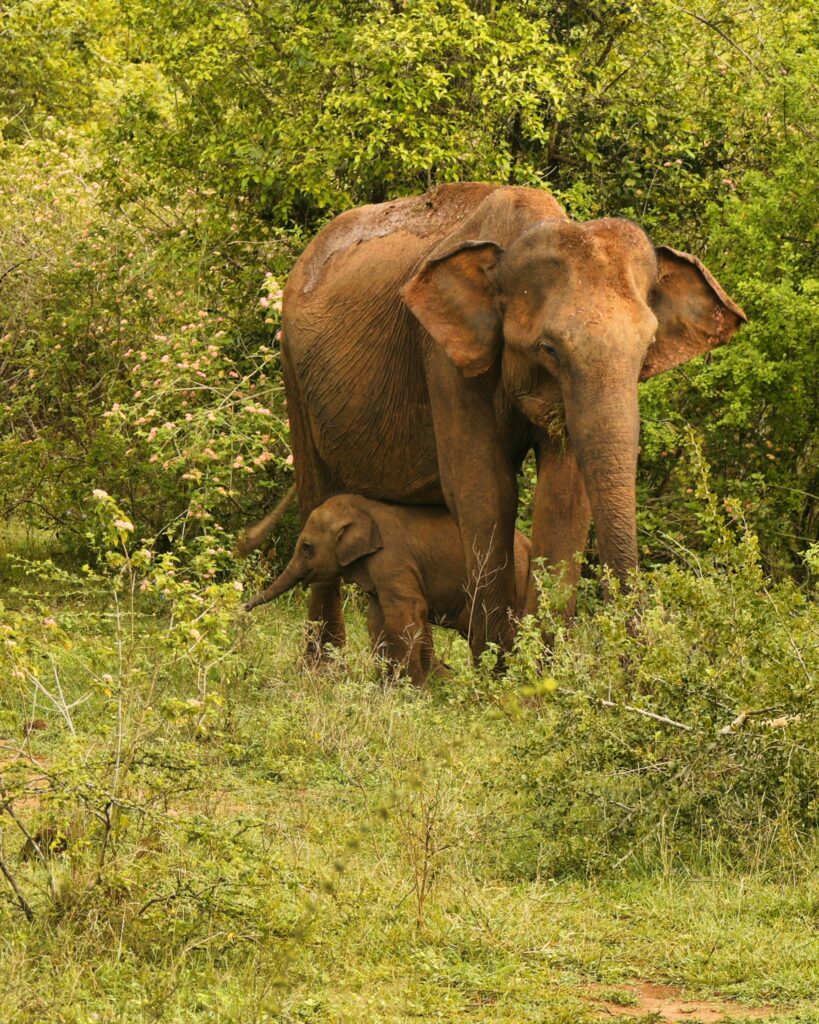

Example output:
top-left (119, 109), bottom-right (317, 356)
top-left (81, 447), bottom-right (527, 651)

top-left (402, 217), bottom-right (746, 582)
top-left (244, 495), bottom-right (383, 611)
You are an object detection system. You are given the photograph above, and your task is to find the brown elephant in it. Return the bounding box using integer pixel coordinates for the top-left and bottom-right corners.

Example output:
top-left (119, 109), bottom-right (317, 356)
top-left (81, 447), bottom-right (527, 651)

top-left (244, 494), bottom-right (531, 686)
top-left (277, 182), bottom-right (746, 657)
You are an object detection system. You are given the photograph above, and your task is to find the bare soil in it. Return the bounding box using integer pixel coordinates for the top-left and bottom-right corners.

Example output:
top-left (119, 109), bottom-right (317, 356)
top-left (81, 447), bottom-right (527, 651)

top-left (0, 739), bottom-right (50, 809)
top-left (588, 981), bottom-right (777, 1021)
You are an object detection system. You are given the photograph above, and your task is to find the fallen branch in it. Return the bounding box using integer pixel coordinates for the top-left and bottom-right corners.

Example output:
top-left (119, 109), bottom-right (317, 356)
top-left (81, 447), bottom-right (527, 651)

top-left (719, 707), bottom-right (778, 735)
top-left (764, 714), bottom-right (802, 729)
top-left (718, 708), bottom-right (802, 735)
top-left (565, 689), bottom-right (692, 731)
top-left (597, 697), bottom-right (692, 731)
top-left (0, 851), bottom-right (34, 922)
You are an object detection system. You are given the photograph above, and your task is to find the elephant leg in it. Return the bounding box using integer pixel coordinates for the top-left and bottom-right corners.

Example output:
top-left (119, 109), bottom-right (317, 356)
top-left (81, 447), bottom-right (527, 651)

top-left (380, 600), bottom-right (430, 687)
top-left (454, 472), bottom-right (519, 660)
top-left (366, 597), bottom-right (388, 663)
top-left (306, 580), bottom-right (346, 662)
top-left (282, 345), bottom-right (347, 660)
top-left (424, 351), bottom-right (519, 659)
top-left (527, 434), bottom-right (592, 620)
top-left (367, 597), bottom-right (431, 686)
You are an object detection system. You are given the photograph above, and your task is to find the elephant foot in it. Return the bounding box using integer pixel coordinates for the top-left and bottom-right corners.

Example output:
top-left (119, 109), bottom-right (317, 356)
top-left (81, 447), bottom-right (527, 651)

top-left (371, 655), bottom-right (429, 690)
top-left (427, 657), bottom-right (455, 682)
top-left (305, 622), bottom-right (346, 666)
top-left (305, 642), bottom-right (344, 668)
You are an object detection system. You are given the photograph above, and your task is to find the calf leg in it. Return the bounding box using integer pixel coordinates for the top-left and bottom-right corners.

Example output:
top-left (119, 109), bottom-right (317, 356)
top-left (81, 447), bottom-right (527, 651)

top-left (306, 581), bottom-right (346, 662)
top-left (380, 600), bottom-right (432, 687)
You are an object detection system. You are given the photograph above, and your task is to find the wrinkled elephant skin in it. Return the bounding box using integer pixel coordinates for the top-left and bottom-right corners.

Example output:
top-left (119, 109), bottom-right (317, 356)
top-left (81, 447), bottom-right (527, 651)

top-left (279, 183), bottom-right (746, 656)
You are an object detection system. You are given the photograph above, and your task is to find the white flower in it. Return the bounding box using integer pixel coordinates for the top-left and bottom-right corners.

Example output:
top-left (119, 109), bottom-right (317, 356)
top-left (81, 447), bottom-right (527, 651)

top-left (113, 518), bottom-right (134, 532)
top-left (92, 488), bottom-right (110, 500)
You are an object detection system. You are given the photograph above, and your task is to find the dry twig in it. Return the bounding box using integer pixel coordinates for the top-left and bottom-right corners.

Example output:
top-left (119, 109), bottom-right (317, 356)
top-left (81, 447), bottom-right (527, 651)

top-left (563, 688), bottom-right (693, 731)
top-left (0, 849), bottom-right (34, 922)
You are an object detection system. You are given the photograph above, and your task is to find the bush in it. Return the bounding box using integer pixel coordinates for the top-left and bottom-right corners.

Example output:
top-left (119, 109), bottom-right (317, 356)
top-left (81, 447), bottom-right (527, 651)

top-left (0, 493), bottom-right (302, 1011)
top-left (638, 147), bottom-right (819, 576)
top-left (508, 462), bottom-right (818, 875)
top-left (0, 133), bottom-right (296, 554)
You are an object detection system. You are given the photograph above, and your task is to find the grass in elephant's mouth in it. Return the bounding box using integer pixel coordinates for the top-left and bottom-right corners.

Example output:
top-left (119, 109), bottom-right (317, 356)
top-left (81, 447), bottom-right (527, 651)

top-left (0, 527), bottom-right (817, 1024)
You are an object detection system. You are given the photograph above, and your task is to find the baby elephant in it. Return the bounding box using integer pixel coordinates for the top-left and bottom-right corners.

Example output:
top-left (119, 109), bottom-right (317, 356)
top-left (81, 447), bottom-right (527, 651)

top-left (245, 494), bottom-right (530, 686)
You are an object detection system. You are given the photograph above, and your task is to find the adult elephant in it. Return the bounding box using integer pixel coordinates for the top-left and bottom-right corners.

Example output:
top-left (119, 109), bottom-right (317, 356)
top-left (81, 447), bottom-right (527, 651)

top-left (277, 182), bottom-right (746, 657)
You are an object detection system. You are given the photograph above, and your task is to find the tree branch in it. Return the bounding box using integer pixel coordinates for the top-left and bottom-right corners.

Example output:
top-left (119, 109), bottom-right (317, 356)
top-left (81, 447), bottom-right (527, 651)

top-left (565, 689), bottom-right (692, 730)
top-left (0, 851), bottom-right (34, 922)
top-left (672, 5), bottom-right (757, 68)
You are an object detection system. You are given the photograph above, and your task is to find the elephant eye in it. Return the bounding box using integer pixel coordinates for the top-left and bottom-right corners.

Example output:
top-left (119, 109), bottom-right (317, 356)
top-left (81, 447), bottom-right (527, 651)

top-left (539, 341), bottom-right (558, 358)
top-left (301, 541), bottom-right (314, 557)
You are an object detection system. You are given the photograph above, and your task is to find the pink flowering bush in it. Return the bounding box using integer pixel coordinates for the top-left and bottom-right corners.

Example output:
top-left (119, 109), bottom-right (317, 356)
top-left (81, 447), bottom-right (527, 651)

top-left (0, 134), bottom-right (297, 562)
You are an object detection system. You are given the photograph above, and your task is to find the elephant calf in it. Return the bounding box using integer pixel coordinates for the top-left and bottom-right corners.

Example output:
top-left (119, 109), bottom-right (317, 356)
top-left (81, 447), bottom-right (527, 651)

top-left (244, 494), bottom-right (530, 686)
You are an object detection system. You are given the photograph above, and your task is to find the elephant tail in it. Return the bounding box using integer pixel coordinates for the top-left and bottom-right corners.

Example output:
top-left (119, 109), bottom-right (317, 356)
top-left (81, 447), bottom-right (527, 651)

top-left (236, 483), bottom-right (298, 556)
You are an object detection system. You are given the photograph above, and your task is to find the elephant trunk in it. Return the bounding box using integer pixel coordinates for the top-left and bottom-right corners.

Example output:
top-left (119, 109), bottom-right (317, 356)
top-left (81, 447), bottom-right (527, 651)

top-left (244, 558), bottom-right (304, 611)
top-left (564, 375), bottom-right (640, 586)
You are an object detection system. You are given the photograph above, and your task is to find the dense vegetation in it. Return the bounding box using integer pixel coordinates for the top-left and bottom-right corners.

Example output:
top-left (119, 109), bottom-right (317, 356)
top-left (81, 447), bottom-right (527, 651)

top-left (0, 1), bottom-right (817, 1021)
top-left (1, 505), bottom-right (817, 1021)
top-left (1, 0), bottom-right (816, 569)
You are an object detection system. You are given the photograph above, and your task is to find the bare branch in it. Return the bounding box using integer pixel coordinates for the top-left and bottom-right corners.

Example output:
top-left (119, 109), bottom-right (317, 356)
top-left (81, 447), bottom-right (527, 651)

top-left (0, 257), bottom-right (36, 288)
top-left (0, 851), bottom-right (34, 922)
top-left (672, 5), bottom-right (758, 68)
top-left (566, 689), bottom-right (692, 731)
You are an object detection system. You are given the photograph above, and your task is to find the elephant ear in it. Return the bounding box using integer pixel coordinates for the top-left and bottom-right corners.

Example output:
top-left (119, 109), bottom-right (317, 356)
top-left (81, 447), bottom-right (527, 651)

top-left (401, 240), bottom-right (504, 377)
top-left (336, 511), bottom-right (384, 567)
top-left (642, 246), bottom-right (747, 380)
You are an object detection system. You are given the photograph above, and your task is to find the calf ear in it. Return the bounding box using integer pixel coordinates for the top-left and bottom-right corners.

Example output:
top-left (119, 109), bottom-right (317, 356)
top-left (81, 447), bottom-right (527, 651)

top-left (336, 511), bottom-right (384, 567)
top-left (642, 246), bottom-right (747, 380)
top-left (401, 240), bottom-right (504, 377)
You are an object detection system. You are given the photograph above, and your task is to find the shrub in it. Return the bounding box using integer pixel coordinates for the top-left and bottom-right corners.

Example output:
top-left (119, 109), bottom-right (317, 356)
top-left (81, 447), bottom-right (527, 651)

top-left (0, 133), bottom-right (296, 555)
top-left (507, 461), bottom-right (818, 875)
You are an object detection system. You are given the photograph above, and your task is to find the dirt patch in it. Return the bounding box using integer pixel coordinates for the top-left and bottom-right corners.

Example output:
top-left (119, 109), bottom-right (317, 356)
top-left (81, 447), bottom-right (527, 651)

top-left (588, 981), bottom-right (777, 1021)
top-left (0, 740), bottom-right (50, 810)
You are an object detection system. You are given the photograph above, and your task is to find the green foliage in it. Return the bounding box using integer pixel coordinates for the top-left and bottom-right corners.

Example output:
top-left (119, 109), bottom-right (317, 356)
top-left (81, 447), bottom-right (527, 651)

top-left (0, 132), bottom-right (296, 551)
top-left (1, 0), bottom-right (816, 566)
top-left (112, 0), bottom-right (566, 213)
top-left (109, 0), bottom-right (812, 232)
top-left (509, 465), bottom-right (818, 874)
top-left (0, 0), bottom-right (124, 137)
top-left (639, 146), bottom-right (819, 574)
top-left (1, 518), bottom-right (817, 1021)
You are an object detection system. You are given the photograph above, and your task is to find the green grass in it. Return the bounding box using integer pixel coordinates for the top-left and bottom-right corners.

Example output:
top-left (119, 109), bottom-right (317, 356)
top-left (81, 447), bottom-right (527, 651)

top-left (0, 528), bottom-right (817, 1023)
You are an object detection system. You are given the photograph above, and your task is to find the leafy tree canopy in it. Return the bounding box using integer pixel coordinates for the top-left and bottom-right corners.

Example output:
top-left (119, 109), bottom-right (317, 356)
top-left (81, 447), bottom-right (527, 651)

top-left (0, 0), bottom-right (816, 570)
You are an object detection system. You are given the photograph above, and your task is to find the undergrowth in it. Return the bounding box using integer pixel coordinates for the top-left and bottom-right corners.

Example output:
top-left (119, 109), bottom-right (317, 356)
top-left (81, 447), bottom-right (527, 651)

top-left (0, 486), bottom-right (817, 1023)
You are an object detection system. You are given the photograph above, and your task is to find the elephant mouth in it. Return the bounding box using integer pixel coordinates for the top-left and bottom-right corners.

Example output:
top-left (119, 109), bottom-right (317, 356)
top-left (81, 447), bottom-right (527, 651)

top-left (509, 388), bottom-right (567, 438)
